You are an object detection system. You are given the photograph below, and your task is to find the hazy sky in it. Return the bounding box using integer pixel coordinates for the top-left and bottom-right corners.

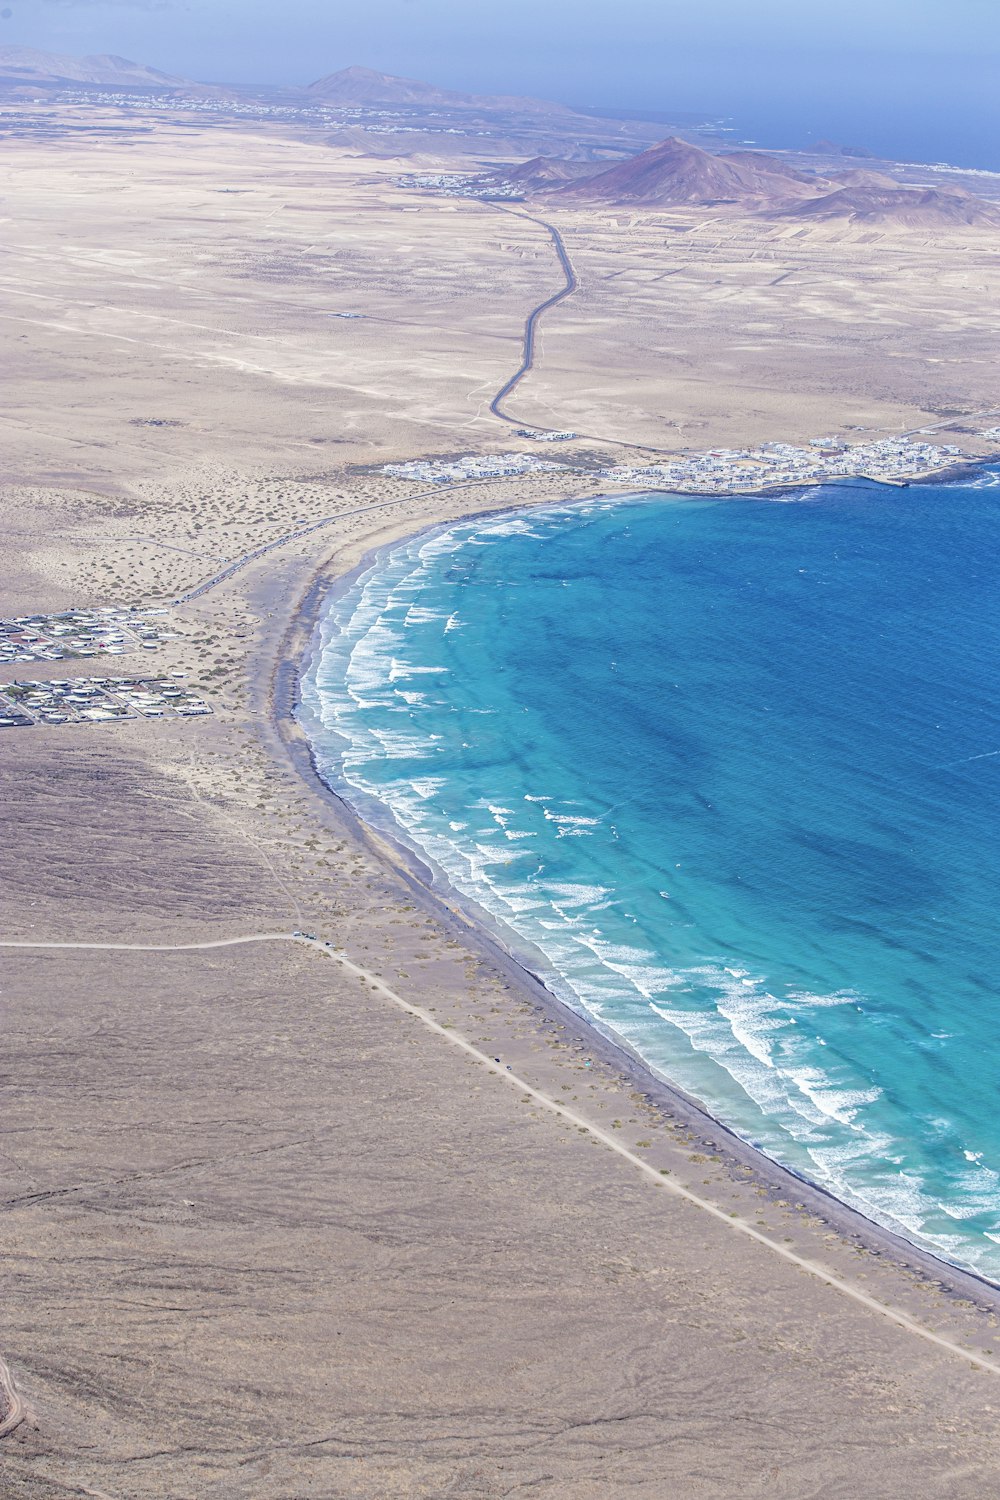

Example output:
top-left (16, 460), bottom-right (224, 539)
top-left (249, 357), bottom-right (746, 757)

top-left (4, 0), bottom-right (999, 164)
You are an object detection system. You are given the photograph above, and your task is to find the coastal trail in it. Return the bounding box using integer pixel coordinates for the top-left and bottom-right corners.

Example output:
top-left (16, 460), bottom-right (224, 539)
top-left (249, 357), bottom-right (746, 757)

top-left (3, 931), bottom-right (1000, 1386)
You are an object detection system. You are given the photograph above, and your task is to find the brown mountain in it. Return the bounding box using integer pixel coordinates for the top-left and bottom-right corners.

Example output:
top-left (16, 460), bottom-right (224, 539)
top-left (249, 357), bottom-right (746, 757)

top-left (554, 137), bottom-right (823, 207)
top-left (0, 46), bottom-right (184, 88)
top-left (502, 156), bottom-right (598, 188)
top-left (722, 150), bottom-right (817, 184)
top-left (779, 183), bottom-right (1000, 227)
top-left (826, 168), bottom-right (902, 190)
top-left (306, 65), bottom-right (575, 116)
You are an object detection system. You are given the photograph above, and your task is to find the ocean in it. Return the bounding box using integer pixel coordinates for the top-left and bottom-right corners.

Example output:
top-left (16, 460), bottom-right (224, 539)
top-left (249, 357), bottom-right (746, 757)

top-left (300, 471), bottom-right (1000, 1280)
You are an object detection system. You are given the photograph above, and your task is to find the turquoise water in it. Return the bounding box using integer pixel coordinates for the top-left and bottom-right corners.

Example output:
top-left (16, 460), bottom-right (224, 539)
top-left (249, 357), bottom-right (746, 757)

top-left (300, 473), bottom-right (1000, 1279)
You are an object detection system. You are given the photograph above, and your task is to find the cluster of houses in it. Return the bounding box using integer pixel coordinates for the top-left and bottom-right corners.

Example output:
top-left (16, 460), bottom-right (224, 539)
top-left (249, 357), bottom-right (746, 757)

top-left (383, 452), bottom-right (566, 484)
top-left (48, 90), bottom-right (351, 125)
top-left (381, 433), bottom-right (980, 497)
top-left (55, 93), bottom-right (495, 144)
top-left (598, 436), bottom-right (967, 494)
top-left (396, 171), bottom-right (520, 200)
top-left (0, 675), bottom-right (211, 730)
top-left (0, 607), bottom-right (176, 666)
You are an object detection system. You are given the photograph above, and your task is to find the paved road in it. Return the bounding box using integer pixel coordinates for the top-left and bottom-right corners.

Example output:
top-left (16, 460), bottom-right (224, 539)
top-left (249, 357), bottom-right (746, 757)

top-left (2, 930), bottom-right (999, 1382)
top-left (489, 211), bottom-right (578, 426)
top-left (172, 215), bottom-right (580, 608)
top-left (900, 406), bottom-right (1000, 440)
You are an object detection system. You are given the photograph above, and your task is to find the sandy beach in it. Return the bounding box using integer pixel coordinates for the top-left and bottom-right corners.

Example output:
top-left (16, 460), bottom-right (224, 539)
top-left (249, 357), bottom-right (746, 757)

top-left (6, 101), bottom-right (1000, 1495)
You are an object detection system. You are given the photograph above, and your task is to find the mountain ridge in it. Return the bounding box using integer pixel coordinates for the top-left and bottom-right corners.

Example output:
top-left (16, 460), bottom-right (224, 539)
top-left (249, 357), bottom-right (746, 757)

top-left (778, 182), bottom-right (1000, 227)
top-left (0, 45), bottom-right (185, 87)
top-left (306, 64), bottom-right (579, 116)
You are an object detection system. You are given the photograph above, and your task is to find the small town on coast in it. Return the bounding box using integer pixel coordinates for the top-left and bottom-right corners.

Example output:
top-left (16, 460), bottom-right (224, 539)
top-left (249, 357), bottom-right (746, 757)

top-left (384, 429), bottom-right (998, 493)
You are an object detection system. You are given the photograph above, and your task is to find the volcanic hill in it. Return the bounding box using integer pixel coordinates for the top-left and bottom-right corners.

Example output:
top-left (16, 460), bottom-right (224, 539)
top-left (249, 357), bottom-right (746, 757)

top-left (553, 137), bottom-right (822, 207)
top-left (812, 139), bottom-right (877, 160)
top-left (501, 156), bottom-right (600, 189)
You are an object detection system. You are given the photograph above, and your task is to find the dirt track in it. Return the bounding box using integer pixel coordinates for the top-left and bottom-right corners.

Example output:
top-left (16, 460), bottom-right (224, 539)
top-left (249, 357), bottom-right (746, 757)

top-left (4, 931), bottom-right (1000, 1385)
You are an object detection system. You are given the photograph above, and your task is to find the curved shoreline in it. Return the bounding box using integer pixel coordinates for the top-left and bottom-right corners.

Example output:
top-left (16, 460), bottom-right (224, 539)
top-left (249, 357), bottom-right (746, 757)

top-left (266, 482), bottom-right (1000, 1317)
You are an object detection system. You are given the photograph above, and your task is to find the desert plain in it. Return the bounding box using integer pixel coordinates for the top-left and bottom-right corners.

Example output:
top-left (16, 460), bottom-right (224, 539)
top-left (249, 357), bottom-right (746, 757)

top-left (4, 92), bottom-right (1000, 1498)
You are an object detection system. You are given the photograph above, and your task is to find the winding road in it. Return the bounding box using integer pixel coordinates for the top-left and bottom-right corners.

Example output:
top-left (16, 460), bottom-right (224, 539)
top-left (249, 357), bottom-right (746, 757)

top-left (2, 929), bottom-right (1000, 1397)
top-left (489, 211), bottom-right (578, 426)
top-left (168, 213), bottom-right (578, 607)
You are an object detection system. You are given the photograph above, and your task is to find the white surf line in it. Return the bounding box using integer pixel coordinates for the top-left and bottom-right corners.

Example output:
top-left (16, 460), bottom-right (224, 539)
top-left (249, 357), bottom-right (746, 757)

top-left (173, 475), bottom-right (554, 604)
top-left (3, 932), bottom-right (1000, 1378)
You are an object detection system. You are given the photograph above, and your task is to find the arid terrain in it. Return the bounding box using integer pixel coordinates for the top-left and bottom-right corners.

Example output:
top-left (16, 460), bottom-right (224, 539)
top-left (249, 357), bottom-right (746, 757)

top-left (4, 83), bottom-right (1000, 1497)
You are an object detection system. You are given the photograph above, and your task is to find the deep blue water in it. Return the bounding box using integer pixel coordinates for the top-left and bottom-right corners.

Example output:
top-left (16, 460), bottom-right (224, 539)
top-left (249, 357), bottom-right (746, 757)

top-left (710, 92), bottom-right (1000, 175)
top-left (301, 472), bottom-right (1000, 1279)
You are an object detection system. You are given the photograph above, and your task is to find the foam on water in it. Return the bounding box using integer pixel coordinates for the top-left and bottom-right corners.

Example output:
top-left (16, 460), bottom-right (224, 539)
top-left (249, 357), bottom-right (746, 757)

top-left (301, 471), bottom-right (1000, 1281)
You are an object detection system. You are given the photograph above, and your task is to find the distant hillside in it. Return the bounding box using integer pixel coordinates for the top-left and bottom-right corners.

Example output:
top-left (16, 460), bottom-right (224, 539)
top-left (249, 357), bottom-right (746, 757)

top-left (0, 46), bottom-right (185, 88)
top-left (553, 137), bottom-right (822, 207)
top-left (721, 150), bottom-right (816, 185)
top-left (826, 169), bottom-right (902, 191)
top-left (812, 139), bottom-right (877, 160)
top-left (778, 183), bottom-right (1000, 227)
top-left (502, 156), bottom-right (598, 188)
top-left (307, 65), bottom-right (577, 117)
